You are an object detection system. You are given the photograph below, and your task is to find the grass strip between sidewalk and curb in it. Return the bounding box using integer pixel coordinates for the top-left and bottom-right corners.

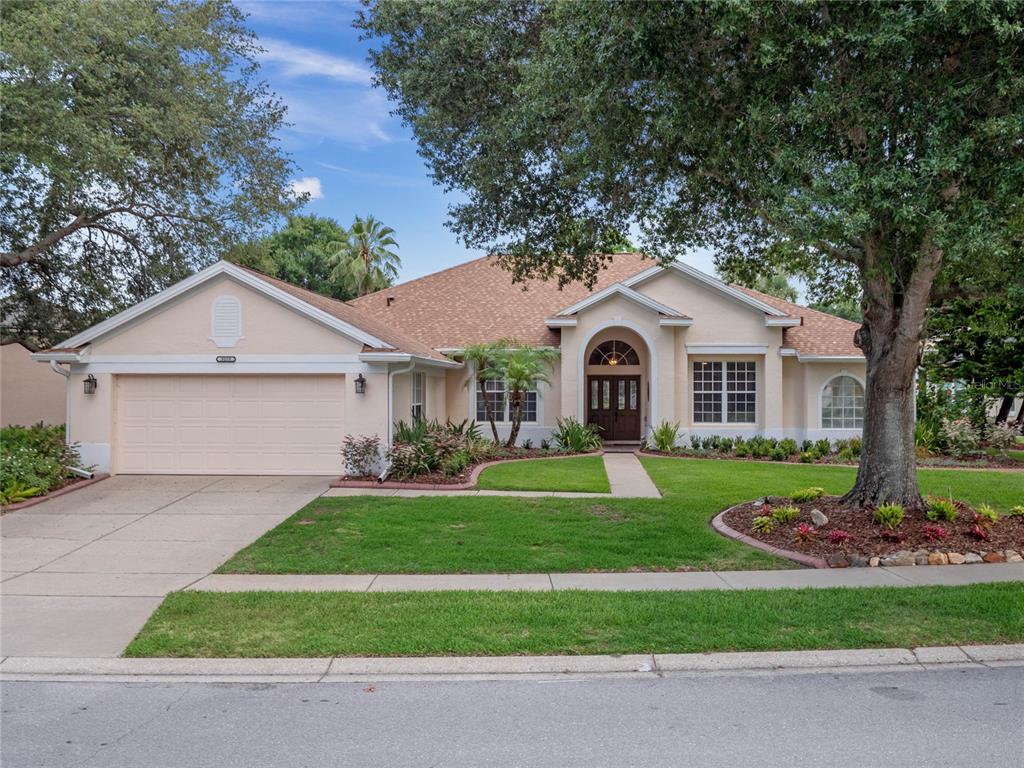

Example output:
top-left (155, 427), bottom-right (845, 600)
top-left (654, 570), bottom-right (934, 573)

top-left (124, 582), bottom-right (1024, 658)
top-left (475, 455), bottom-right (611, 493)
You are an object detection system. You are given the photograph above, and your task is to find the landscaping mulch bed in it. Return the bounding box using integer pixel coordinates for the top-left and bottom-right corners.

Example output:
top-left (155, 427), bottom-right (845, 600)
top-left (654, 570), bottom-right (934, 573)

top-left (643, 449), bottom-right (1022, 470)
top-left (333, 448), bottom-right (589, 488)
top-left (722, 496), bottom-right (1024, 562)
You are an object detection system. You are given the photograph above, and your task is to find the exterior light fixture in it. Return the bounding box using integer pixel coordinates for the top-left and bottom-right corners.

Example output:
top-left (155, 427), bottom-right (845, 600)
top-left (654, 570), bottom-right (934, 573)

top-left (354, 373), bottom-right (367, 394)
top-left (83, 374), bottom-right (98, 395)
top-left (608, 356), bottom-right (618, 366)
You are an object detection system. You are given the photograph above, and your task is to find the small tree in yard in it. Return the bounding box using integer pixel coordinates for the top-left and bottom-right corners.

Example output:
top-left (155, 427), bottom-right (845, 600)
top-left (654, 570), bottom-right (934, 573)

top-left (459, 341), bottom-right (508, 442)
top-left (360, 1), bottom-right (1024, 508)
top-left (500, 345), bottom-right (559, 448)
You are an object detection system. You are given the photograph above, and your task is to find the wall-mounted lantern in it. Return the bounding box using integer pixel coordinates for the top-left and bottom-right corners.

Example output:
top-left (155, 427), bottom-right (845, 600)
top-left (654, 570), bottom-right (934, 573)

top-left (354, 373), bottom-right (367, 395)
top-left (83, 374), bottom-right (98, 395)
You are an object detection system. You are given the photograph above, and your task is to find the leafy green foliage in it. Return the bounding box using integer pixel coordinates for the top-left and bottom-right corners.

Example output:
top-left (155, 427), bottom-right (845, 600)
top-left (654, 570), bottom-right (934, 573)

top-left (550, 417), bottom-right (602, 453)
top-left (771, 505), bottom-right (799, 524)
top-left (925, 495), bottom-right (959, 523)
top-left (791, 487), bottom-right (825, 503)
top-left (331, 215), bottom-right (402, 297)
top-left (752, 515), bottom-right (775, 534)
top-left (650, 421), bottom-right (680, 452)
top-left (498, 345), bottom-right (559, 447)
top-left (1, 424), bottom-right (81, 503)
top-left (873, 503), bottom-right (905, 530)
top-left (975, 504), bottom-right (1000, 525)
top-left (340, 434), bottom-right (381, 477)
top-left (1, 0), bottom-right (297, 345)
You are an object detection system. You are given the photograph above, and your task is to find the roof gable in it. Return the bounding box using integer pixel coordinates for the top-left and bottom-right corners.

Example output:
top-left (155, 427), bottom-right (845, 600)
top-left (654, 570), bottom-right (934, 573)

top-left (623, 261), bottom-right (792, 318)
top-left (551, 282), bottom-right (690, 320)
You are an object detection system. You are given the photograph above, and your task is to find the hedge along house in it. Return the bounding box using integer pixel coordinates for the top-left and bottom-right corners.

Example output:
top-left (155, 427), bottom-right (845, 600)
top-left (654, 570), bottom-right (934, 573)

top-left (33, 254), bottom-right (864, 475)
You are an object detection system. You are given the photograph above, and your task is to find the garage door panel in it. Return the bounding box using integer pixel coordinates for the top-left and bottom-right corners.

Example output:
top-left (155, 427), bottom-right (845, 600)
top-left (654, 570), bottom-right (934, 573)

top-left (115, 375), bottom-right (345, 475)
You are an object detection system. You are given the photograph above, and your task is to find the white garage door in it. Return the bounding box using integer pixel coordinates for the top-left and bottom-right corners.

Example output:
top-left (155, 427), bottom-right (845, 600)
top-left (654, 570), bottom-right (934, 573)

top-left (115, 375), bottom-right (345, 474)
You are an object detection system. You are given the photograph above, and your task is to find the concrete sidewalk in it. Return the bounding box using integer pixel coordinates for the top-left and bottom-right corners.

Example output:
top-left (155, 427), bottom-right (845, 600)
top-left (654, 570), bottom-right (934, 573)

top-left (2, 644), bottom-right (1021, 684)
top-left (187, 561), bottom-right (1024, 593)
top-left (322, 451), bottom-right (662, 499)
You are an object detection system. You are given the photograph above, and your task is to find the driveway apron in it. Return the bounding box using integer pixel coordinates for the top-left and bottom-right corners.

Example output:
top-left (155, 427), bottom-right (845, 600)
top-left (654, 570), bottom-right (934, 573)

top-left (0, 476), bottom-right (326, 657)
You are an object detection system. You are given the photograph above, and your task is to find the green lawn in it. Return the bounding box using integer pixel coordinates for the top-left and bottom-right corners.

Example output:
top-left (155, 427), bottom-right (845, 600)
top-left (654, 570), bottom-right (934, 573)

top-left (640, 456), bottom-right (1024, 510)
top-left (476, 455), bottom-right (609, 493)
top-left (124, 582), bottom-right (1024, 658)
top-left (219, 459), bottom-right (1022, 575)
top-left (219, 493), bottom-right (781, 574)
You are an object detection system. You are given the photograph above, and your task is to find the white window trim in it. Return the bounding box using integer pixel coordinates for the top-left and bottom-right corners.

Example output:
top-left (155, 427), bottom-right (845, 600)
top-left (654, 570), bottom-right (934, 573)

top-left (210, 295), bottom-right (243, 348)
top-left (692, 360), bottom-right (758, 426)
top-left (474, 377), bottom-right (541, 425)
top-left (819, 371), bottom-right (866, 430)
top-left (411, 372), bottom-right (425, 420)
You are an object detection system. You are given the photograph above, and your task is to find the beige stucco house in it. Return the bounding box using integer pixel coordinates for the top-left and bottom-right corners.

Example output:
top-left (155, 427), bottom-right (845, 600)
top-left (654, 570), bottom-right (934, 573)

top-left (2, 339), bottom-right (67, 427)
top-left (32, 254), bottom-right (866, 475)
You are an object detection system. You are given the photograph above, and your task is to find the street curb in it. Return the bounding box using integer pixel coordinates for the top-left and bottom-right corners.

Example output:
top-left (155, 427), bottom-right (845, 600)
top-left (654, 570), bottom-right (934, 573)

top-left (1, 644), bottom-right (1021, 683)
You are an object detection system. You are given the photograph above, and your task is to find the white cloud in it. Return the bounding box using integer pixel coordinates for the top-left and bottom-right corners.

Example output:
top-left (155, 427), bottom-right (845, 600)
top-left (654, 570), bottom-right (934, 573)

top-left (260, 38), bottom-right (371, 84)
top-left (288, 176), bottom-right (324, 200)
top-left (281, 88), bottom-right (394, 146)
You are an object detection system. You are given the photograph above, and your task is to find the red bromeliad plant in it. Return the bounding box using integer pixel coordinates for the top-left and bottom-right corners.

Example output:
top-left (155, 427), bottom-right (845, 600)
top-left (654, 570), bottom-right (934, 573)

top-left (794, 523), bottom-right (817, 543)
top-left (826, 529), bottom-right (851, 545)
top-left (921, 523), bottom-right (948, 542)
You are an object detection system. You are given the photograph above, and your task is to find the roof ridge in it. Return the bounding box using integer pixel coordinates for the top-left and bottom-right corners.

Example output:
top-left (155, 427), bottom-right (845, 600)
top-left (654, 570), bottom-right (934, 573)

top-left (733, 284), bottom-right (860, 328)
top-left (352, 253), bottom-right (494, 303)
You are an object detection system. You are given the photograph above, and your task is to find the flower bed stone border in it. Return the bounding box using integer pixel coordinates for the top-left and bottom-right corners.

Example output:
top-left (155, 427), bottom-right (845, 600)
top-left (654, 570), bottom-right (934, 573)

top-left (329, 450), bottom-right (605, 491)
top-left (712, 502), bottom-right (1023, 569)
top-left (1, 473), bottom-right (111, 514)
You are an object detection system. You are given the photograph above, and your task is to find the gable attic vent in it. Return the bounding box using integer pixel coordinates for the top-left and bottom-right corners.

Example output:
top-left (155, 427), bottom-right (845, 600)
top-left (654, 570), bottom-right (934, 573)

top-left (210, 295), bottom-right (242, 348)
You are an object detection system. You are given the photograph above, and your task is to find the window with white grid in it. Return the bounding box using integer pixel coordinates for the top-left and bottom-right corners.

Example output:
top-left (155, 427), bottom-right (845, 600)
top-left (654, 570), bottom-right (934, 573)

top-left (821, 375), bottom-right (864, 428)
top-left (411, 373), bottom-right (425, 421)
top-left (693, 361), bottom-right (757, 424)
top-left (476, 379), bottom-right (537, 423)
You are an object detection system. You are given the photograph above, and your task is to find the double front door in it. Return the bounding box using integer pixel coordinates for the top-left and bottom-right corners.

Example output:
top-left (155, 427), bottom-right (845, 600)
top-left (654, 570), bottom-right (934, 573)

top-left (587, 375), bottom-right (641, 441)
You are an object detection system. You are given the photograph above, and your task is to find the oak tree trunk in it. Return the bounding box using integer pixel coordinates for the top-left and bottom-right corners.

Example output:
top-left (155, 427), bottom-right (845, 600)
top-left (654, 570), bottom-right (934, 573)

top-left (842, 243), bottom-right (941, 510)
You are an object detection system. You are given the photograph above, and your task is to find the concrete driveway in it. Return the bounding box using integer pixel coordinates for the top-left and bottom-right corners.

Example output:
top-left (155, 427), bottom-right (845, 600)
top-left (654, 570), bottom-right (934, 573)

top-left (1, 476), bottom-right (328, 657)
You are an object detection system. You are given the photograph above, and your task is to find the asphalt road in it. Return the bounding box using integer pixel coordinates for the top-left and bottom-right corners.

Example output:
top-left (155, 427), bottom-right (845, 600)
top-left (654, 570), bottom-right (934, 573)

top-left (2, 666), bottom-right (1022, 767)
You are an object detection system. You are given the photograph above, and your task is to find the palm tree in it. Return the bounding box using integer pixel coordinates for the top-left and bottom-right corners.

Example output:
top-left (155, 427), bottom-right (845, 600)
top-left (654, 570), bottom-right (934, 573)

top-left (330, 215), bottom-right (401, 296)
top-left (500, 345), bottom-right (560, 448)
top-left (460, 340), bottom-right (507, 442)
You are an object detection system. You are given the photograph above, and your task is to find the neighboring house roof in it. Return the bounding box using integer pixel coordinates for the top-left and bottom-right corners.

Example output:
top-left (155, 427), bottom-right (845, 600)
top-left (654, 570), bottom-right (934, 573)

top-left (734, 286), bottom-right (862, 358)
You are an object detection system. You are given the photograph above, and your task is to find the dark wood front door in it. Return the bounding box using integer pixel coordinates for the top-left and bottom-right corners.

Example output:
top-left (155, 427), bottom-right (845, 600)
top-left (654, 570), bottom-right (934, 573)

top-left (587, 375), bottom-right (641, 441)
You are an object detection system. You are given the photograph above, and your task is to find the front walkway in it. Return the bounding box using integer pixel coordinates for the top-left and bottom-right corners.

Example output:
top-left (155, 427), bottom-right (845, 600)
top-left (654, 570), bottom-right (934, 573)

top-left (0, 476), bottom-right (327, 657)
top-left (323, 452), bottom-right (662, 499)
top-left (186, 562), bottom-right (1024, 593)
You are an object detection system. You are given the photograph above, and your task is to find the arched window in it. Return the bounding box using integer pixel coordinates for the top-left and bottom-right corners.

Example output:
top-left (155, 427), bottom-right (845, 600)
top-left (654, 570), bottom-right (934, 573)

top-left (588, 340), bottom-right (639, 366)
top-left (210, 295), bottom-right (242, 347)
top-left (821, 375), bottom-right (864, 428)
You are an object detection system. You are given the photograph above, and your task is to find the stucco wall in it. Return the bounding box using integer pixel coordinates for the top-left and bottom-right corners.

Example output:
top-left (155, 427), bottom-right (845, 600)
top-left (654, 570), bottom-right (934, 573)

top-left (1, 343), bottom-right (67, 427)
top-left (91, 275), bottom-right (362, 356)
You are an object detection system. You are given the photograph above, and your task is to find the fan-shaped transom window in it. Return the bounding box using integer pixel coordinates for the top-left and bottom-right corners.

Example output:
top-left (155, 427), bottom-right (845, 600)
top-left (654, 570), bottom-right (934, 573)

top-left (589, 340), bottom-right (639, 366)
top-left (821, 375), bottom-right (864, 429)
top-left (210, 295), bottom-right (242, 348)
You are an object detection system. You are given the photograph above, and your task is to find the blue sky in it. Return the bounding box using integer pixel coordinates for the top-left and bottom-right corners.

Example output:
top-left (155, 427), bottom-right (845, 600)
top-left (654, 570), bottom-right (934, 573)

top-left (239, 0), bottom-right (720, 283)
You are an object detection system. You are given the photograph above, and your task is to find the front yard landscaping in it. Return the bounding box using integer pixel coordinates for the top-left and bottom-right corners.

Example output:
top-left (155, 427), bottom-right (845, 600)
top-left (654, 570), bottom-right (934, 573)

top-left (476, 455), bottom-right (609, 493)
top-left (219, 493), bottom-right (780, 574)
top-left (124, 582), bottom-right (1024, 657)
top-left (219, 458), bottom-right (1020, 574)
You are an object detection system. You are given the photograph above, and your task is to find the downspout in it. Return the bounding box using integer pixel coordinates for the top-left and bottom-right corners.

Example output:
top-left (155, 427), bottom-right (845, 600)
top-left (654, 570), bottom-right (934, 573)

top-left (379, 361), bottom-right (416, 483)
top-left (48, 361), bottom-right (89, 476)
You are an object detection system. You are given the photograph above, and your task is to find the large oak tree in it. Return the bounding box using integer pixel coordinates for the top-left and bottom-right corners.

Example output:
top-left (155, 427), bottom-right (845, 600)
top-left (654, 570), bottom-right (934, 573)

top-left (1, 0), bottom-right (298, 344)
top-left (359, 0), bottom-right (1024, 507)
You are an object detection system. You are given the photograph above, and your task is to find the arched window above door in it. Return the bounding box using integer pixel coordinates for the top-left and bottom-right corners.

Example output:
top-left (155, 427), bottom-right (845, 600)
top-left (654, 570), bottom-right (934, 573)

top-left (588, 340), bottom-right (639, 366)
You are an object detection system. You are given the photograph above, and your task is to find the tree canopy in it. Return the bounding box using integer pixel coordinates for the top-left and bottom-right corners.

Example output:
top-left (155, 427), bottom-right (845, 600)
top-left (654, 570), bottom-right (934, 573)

top-left (1, 0), bottom-right (298, 344)
top-left (360, 0), bottom-right (1024, 506)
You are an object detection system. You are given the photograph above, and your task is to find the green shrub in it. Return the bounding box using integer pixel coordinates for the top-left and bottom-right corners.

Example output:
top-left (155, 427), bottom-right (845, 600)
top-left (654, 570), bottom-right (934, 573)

top-left (442, 449), bottom-right (471, 477)
top-left (771, 505), bottom-right (800, 524)
top-left (925, 495), bottom-right (958, 522)
top-left (814, 438), bottom-right (832, 456)
top-left (778, 438), bottom-right (799, 456)
top-left (941, 417), bottom-right (982, 458)
top-left (650, 421), bottom-right (680, 452)
top-left (340, 434), bottom-right (381, 476)
top-left (873, 503), bottom-right (905, 530)
top-left (735, 442), bottom-right (752, 458)
top-left (752, 515), bottom-right (775, 533)
top-left (800, 439), bottom-right (814, 453)
top-left (1, 423), bottom-right (81, 504)
top-left (975, 503), bottom-right (999, 525)
top-left (791, 487), bottom-right (825, 503)
top-left (521, 439), bottom-right (533, 450)
top-left (551, 417), bottom-right (603, 452)
top-left (1009, 505), bottom-right (1024, 517)
top-left (799, 451), bottom-right (816, 463)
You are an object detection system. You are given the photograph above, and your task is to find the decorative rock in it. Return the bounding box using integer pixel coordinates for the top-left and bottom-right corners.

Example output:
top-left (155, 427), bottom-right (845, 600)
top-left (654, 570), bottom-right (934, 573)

top-left (983, 551), bottom-right (1005, 563)
top-left (809, 508), bottom-right (828, 526)
top-left (869, 557), bottom-right (880, 567)
top-left (927, 552), bottom-right (948, 565)
top-left (827, 553), bottom-right (850, 568)
top-left (915, 553), bottom-right (930, 566)
top-left (1006, 550), bottom-right (1023, 563)
top-left (849, 555), bottom-right (869, 568)
top-left (964, 552), bottom-right (983, 564)
top-left (881, 551), bottom-right (915, 567)
top-left (947, 552), bottom-right (966, 564)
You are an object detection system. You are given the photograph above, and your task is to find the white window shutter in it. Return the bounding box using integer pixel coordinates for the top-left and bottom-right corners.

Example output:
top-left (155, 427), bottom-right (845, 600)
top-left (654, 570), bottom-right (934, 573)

top-left (210, 296), bottom-right (242, 347)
